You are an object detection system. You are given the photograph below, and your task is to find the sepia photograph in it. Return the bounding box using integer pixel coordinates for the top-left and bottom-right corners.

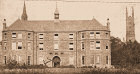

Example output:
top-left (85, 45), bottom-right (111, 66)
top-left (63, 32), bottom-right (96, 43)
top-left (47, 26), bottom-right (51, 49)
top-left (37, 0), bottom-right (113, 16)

top-left (0, 0), bottom-right (140, 74)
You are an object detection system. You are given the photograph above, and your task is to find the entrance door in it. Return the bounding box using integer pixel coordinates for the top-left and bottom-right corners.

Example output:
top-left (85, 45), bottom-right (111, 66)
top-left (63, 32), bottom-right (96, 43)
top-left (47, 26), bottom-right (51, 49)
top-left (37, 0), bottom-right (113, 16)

top-left (52, 56), bottom-right (61, 67)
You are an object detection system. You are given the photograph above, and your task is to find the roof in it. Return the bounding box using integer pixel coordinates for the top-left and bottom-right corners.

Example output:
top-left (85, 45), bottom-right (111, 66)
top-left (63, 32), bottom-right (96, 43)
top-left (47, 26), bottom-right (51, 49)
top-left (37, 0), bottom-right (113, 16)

top-left (6, 18), bottom-right (108, 32)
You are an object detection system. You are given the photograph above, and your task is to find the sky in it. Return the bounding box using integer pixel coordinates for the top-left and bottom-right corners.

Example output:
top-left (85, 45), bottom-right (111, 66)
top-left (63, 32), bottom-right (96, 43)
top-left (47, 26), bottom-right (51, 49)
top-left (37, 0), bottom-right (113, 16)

top-left (0, 0), bottom-right (140, 42)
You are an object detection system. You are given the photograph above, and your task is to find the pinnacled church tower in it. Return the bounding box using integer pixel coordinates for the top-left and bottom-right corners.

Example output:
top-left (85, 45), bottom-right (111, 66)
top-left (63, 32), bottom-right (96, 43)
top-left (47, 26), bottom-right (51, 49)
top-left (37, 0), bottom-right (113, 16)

top-left (126, 7), bottom-right (135, 42)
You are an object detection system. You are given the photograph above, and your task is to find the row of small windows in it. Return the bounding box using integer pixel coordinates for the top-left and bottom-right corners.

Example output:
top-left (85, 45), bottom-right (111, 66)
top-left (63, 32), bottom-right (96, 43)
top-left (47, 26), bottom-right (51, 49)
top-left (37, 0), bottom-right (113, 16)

top-left (82, 55), bottom-right (109, 65)
top-left (4, 56), bottom-right (31, 65)
top-left (3, 41), bottom-right (108, 50)
top-left (4, 32), bottom-right (109, 39)
top-left (39, 42), bottom-right (74, 50)
top-left (82, 41), bottom-right (109, 50)
top-left (82, 32), bottom-right (109, 39)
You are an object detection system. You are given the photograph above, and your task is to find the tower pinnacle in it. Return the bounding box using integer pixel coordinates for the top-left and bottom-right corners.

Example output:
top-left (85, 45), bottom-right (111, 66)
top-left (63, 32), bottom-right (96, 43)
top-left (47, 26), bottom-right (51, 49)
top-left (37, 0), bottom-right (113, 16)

top-left (54, 2), bottom-right (59, 20)
top-left (21, 1), bottom-right (28, 20)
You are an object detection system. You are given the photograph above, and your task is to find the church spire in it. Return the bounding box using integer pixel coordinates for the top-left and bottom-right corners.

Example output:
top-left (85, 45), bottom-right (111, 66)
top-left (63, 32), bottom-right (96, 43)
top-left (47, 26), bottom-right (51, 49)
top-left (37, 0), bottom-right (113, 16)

top-left (54, 2), bottom-right (59, 20)
top-left (126, 7), bottom-right (128, 19)
top-left (132, 6), bottom-right (134, 18)
top-left (21, 1), bottom-right (28, 20)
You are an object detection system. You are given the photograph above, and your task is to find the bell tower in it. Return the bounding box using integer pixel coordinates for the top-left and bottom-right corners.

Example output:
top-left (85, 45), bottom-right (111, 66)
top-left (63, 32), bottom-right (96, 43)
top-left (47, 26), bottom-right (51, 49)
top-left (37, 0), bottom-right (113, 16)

top-left (54, 2), bottom-right (59, 20)
top-left (126, 7), bottom-right (135, 42)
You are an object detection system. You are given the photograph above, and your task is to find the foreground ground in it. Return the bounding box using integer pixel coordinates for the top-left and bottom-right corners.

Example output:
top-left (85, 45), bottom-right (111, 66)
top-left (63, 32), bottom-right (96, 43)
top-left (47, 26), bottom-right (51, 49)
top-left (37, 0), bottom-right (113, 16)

top-left (0, 68), bottom-right (140, 74)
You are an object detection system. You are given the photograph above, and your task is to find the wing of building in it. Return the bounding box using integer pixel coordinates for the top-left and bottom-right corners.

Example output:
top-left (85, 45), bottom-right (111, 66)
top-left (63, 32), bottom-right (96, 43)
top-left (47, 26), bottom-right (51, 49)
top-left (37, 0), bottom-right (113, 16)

top-left (1, 1), bottom-right (111, 68)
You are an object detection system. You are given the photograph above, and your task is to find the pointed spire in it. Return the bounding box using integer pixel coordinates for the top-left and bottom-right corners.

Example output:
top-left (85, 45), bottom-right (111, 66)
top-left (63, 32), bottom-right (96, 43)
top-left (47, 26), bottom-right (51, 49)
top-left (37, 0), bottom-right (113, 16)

top-left (126, 7), bottom-right (128, 18)
top-left (54, 1), bottom-right (59, 19)
top-left (132, 6), bottom-right (134, 18)
top-left (21, 0), bottom-right (28, 20)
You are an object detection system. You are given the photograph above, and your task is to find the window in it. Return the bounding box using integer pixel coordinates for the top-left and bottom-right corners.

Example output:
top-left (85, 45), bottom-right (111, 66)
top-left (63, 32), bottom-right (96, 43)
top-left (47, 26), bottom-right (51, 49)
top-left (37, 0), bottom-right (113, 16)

top-left (69, 34), bottom-right (74, 39)
top-left (106, 56), bottom-right (109, 64)
top-left (28, 33), bottom-right (31, 39)
top-left (90, 56), bottom-right (94, 64)
top-left (54, 43), bottom-right (59, 50)
top-left (4, 33), bottom-right (7, 39)
top-left (18, 33), bottom-right (22, 39)
top-left (4, 56), bottom-right (6, 64)
top-left (106, 32), bottom-right (108, 38)
top-left (18, 42), bottom-right (22, 49)
top-left (81, 42), bottom-right (84, 50)
top-left (69, 43), bottom-right (74, 50)
top-left (28, 42), bottom-right (31, 50)
top-left (54, 34), bottom-right (58, 39)
top-left (96, 32), bottom-right (100, 38)
top-left (39, 43), bottom-right (43, 50)
top-left (12, 42), bottom-right (16, 50)
top-left (96, 41), bottom-right (100, 49)
top-left (106, 46), bottom-right (108, 49)
top-left (4, 42), bottom-right (7, 50)
top-left (39, 57), bottom-right (44, 64)
top-left (28, 56), bottom-right (31, 65)
top-left (12, 33), bottom-right (16, 38)
top-left (96, 55), bottom-right (100, 64)
top-left (82, 56), bottom-right (85, 65)
top-left (18, 56), bottom-right (21, 63)
top-left (90, 32), bottom-right (94, 39)
top-left (81, 33), bottom-right (85, 39)
top-left (69, 56), bottom-right (74, 65)
top-left (90, 41), bottom-right (94, 50)
top-left (39, 34), bottom-right (44, 39)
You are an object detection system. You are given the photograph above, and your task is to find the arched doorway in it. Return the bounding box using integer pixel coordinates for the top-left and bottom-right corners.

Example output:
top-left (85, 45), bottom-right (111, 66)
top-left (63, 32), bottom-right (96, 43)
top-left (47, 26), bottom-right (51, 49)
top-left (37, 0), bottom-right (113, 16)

top-left (52, 56), bottom-right (61, 67)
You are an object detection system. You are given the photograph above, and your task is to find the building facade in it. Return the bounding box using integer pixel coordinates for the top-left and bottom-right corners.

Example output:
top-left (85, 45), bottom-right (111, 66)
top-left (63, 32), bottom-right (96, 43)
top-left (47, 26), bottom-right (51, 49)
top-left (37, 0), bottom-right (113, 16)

top-left (126, 7), bottom-right (135, 42)
top-left (1, 2), bottom-right (111, 68)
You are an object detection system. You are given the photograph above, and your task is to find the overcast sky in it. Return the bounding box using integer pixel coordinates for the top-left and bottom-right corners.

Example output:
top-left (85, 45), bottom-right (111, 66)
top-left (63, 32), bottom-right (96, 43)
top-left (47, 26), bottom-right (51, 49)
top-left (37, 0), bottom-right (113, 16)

top-left (0, 0), bottom-right (140, 42)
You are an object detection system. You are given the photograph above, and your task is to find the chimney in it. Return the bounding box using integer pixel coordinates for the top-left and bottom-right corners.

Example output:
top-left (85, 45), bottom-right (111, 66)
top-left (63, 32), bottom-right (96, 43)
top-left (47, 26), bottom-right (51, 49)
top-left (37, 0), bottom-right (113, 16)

top-left (3, 19), bottom-right (6, 30)
top-left (107, 18), bottom-right (110, 31)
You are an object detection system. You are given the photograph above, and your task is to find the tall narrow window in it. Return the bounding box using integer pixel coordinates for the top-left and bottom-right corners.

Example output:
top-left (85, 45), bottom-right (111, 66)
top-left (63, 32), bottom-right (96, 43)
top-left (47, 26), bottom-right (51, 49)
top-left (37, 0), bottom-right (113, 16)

top-left (69, 56), bottom-right (74, 65)
top-left (28, 56), bottom-right (31, 65)
top-left (82, 56), bottom-right (85, 65)
top-left (28, 42), bottom-right (31, 50)
top-left (69, 34), bottom-right (74, 39)
top-left (39, 34), bottom-right (44, 39)
top-left (91, 55), bottom-right (94, 64)
top-left (96, 55), bottom-right (100, 64)
top-left (81, 42), bottom-right (84, 50)
top-left (54, 42), bottom-right (58, 50)
top-left (28, 33), bottom-right (31, 39)
top-left (90, 32), bottom-right (94, 39)
top-left (12, 42), bottom-right (16, 50)
top-left (4, 42), bottom-right (7, 50)
top-left (18, 33), bottom-right (22, 39)
top-left (105, 33), bottom-right (108, 38)
top-left (54, 34), bottom-right (58, 39)
top-left (4, 56), bottom-right (6, 64)
top-left (39, 43), bottom-right (43, 50)
top-left (39, 57), bottom-right (43, 64)
top-left (4, 33), bottom-right (7, 39)
top-left (96, 32), bottom-right (100, 38)
top-left (106, 56), bottom-right (109, 64)
top-left (106, 46), bottom-right (108, 49)
top-left (18, 42), bottom-right (22, 49)
top-left (12, 33), bottom-right (16, 38)
top-left (69, 43), bottom-right (74, 50)
top-left (81, 33), bottom-right (84, 39)
top-left (96, 41), bottom-right (100, 49)
top-left (90, 41), bottom-right (94, 50)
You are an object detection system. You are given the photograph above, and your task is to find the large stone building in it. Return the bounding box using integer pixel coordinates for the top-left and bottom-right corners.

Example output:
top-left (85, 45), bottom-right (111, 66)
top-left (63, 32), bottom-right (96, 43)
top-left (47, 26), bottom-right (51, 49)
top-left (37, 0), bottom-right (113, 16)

top-left (126, 7), bottom-right (135, 42)
top-left (1, 2), bottom-right (111, 68)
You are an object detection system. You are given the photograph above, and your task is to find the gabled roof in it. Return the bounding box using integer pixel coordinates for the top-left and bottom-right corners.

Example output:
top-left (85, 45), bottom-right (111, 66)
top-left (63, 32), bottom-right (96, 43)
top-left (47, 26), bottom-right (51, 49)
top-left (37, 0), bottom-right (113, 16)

top-left (6, 18), bottom-right (108, 32)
